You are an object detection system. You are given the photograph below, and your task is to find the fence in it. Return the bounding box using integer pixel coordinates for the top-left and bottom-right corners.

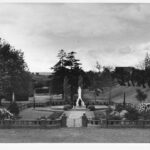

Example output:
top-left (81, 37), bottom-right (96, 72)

top-left (88, 119), bottom-right (150, 128)
top-left (0, 119), bottom-right (62, 129)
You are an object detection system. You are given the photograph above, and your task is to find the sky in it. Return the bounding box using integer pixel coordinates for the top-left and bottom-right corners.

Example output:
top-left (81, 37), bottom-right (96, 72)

top-left (1, 3), bottom-right (150, 72)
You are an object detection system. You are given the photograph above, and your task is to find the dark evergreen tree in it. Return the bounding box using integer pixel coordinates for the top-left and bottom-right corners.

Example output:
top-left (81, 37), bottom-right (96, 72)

top-left (63, 76), bottom-right (70, 103)
top-left (51, 50), bottom-right (89, 103)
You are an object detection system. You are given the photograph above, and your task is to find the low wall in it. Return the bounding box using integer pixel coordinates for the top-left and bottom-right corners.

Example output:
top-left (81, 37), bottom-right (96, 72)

top-left (0, 119), bottom-right (62, 129)
top-left (88, 119), bottom-right (150, 128)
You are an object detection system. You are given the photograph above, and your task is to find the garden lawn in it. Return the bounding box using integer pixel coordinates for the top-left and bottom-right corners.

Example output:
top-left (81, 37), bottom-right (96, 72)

top-left (0, 128), bottom-right (150, 143)
top-left (19, 108), bottom-right (53, 120)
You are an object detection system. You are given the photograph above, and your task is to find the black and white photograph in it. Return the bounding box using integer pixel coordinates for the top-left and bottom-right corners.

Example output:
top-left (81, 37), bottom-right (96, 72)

top-left (0, 0), bottom-right (150, 144)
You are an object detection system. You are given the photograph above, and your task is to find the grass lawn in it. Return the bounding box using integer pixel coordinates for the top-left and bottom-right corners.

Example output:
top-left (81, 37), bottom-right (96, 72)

top-left (19, 108), bottom-right (53, 120)
top-left (0, 128), bottom-right (150, 143)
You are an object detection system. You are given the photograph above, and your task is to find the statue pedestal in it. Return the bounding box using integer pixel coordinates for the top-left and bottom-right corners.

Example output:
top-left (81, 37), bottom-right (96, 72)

top-left (76, 98), bottom-right (85, 107)
top-left (73, 105), bottom-right (86, 110)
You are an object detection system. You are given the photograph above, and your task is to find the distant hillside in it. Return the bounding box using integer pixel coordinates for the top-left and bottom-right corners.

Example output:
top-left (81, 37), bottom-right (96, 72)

top-left (83, 84), bottom-right (150, 105)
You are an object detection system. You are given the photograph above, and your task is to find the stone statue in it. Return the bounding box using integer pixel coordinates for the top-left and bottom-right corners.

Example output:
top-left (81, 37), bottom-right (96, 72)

top-left (76, 86), bottom-right (85, 107)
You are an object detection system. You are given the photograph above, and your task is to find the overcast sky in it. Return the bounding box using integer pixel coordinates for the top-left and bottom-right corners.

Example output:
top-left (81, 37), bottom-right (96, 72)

top-left (1, 3), bottom-right (150, 72)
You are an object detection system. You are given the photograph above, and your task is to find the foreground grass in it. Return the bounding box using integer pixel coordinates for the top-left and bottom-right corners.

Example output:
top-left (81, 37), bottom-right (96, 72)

top-left (0, 128), bottom-right (150, 143)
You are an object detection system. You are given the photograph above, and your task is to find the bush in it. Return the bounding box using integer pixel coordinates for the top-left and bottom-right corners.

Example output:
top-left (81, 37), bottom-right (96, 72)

top-left (108, 114), bottom-right (121, 120)
top-left (94, 110), bottom-right (106, 120)
top-left (63, 105), bottom-right (72, 110)
top-left (35, 88), bottom-right (49, 94)
top-left (115, 104), bottom-right (125, 112)
top-left (125, 106), bottom-right (140, 121)
top-left (139, 111), bottom-right (150, 120)
top-left (88, 105), bottom-right (95, 111)
top-left (8, 102), bottom-right (19, 116)
top-left (106, 107), bottom-right (113, 114)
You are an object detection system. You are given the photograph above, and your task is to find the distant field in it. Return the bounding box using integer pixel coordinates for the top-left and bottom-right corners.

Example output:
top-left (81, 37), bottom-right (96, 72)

top-left (0, 128), bottom-right (150, 143)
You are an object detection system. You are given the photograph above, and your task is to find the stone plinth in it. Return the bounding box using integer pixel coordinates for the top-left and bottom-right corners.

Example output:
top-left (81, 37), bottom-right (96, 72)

top-left (73, 106), bottom-right (86, 110)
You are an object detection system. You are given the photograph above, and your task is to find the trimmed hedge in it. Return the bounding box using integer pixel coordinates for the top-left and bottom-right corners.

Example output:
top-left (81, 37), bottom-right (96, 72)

top-left (35, 88), bottom-right (49, 94)
top-left (8, 102), bottom-right (19, 116)
top-left (88, 105), bottom-right (95, 111)
top-left (15, 93), bottom-right (29, 101)
top-left (63, 105), bottom-right (72, 111)
top-left (4, 92), bottom-right (29, 101)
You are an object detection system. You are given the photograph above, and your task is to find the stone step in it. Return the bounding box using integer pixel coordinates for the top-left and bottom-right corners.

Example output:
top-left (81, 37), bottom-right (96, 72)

top-left (65, 110), bottom-right (94, 127)
top-left (72, 106), bottom-right (86, 110)
top-left (67, 111), bottom-right (86, 119)
top-left (66, 111), bottom-right (85, 127)
top-left (67, 118), bottom-right (82, 127)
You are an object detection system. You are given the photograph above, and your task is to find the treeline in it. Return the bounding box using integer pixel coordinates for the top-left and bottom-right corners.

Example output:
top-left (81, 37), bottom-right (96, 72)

top-left (50, 50), bottom-right (150, 102)
top-left (50, 50), bottom-right (115, 103)
top-left (113, 53), bottom-right (150, 88)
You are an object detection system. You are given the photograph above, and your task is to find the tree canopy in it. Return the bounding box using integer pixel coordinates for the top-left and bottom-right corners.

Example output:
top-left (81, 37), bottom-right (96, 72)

top-left (50, 50), bottom-right (89, 103)
top-left (135, 89), bottom-right (147, 103)
top-left (0, 38), bottom-right (32, 101)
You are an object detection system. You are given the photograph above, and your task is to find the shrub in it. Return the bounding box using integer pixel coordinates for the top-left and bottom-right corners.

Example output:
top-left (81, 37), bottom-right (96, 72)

top-left (35, 88), bottom-right (49, 94)
top-left (139, 111), bottom-right (150, 120)
top-left (115, 104), bottom-right (125, 112)
top-left (108, 115), bottom-right (121, 120)
top-left (8, 102), bottom-right (19, 116)
top-left (88, 105), bottom-right (95, 111)
top-left (63, 104), bottom-right (72, 110)
top-left (125, 106), bottom-right (140, 121)
top-left (106, 107), bottom-right (113, 114)
top-left (94, 110), bottom-right (106, 120)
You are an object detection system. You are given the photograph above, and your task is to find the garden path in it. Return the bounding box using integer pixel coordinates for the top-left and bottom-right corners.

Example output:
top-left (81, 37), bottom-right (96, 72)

top-left (65, 110), bottom-right (94, 127)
